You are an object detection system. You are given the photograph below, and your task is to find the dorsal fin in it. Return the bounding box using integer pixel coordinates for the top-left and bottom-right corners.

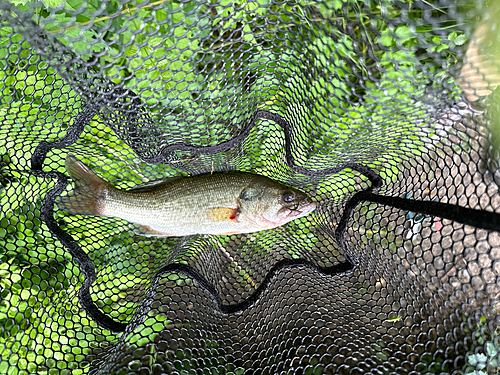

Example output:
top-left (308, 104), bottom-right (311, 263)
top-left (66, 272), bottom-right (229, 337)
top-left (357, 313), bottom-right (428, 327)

top-left (129, 176), bottom-right (183, 193)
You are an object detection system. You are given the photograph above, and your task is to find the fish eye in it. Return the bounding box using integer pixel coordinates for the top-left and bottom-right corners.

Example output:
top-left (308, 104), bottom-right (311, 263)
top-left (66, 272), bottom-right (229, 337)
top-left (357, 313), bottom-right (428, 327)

top-left (282, 191), bottom-right (295, 202)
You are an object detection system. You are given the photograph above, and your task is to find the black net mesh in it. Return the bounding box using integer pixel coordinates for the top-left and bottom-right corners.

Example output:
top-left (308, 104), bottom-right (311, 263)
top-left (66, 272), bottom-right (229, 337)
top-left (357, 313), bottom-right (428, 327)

top-left (1, 0), bottom-right (500, 374)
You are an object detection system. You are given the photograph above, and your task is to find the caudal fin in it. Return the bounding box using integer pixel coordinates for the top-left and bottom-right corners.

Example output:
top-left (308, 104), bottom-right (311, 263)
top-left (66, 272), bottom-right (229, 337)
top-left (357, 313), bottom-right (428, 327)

top-left (58, 155), bottom-right (110, 216)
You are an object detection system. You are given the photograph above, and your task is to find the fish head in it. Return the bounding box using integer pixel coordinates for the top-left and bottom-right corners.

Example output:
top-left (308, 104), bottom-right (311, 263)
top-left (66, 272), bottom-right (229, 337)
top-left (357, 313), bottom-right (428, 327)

top-left (237, 179), bottom-right (317, 229)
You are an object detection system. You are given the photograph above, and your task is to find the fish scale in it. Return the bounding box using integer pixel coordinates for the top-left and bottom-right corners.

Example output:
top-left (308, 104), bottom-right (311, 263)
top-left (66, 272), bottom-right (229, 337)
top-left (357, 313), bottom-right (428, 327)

top-left (106, 173), bottom-right (256, 235)
top-left (60, 155), bottom-right (317, 237)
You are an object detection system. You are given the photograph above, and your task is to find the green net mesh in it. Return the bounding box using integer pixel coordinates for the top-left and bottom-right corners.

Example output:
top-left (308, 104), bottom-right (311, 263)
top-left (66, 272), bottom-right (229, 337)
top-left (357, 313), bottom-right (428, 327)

top-left (0, 0), bottom-right (500, 374)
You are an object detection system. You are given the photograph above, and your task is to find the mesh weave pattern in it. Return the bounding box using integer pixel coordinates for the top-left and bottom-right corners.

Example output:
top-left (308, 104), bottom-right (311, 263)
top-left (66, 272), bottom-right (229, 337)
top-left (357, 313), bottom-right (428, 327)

top-left (0, 0), bottom-right (499, 374)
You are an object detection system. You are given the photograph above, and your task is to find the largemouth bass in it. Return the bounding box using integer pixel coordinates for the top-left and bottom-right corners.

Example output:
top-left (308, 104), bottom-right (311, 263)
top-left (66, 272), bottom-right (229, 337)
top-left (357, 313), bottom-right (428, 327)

top-left (59, 155), bottom-right (317, 237)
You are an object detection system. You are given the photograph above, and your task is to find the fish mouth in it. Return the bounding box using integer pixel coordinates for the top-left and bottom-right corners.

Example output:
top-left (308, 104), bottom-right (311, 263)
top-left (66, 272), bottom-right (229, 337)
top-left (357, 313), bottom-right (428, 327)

top-left (286, 201), bottom-right (317, 218)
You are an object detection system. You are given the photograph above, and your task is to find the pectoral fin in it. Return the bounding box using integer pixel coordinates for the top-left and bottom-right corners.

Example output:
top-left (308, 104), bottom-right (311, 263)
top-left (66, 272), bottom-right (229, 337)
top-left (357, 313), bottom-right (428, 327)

top-left (207, 207), bottom-right (239, 222)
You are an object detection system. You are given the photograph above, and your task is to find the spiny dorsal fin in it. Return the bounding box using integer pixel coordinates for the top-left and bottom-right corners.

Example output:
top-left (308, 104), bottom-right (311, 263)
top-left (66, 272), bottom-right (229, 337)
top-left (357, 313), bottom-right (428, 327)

top-left (128, 176), bottom-right (183, 193)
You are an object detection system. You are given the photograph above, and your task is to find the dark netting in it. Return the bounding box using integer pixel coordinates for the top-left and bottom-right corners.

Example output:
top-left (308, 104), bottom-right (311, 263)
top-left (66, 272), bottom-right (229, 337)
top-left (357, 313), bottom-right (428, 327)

top-left (1, 0), bottom-right (500, 373)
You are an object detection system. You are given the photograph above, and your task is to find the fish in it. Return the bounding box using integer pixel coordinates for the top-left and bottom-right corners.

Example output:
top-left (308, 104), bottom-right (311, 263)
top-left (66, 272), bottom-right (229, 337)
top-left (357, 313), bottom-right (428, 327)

top-left (59, 155), bottom-right (317, 237)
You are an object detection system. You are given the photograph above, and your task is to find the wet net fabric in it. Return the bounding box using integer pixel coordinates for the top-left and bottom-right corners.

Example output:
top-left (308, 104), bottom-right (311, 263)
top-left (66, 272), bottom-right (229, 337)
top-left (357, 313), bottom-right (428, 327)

top-left (1, 0), bottom-right (500, 374)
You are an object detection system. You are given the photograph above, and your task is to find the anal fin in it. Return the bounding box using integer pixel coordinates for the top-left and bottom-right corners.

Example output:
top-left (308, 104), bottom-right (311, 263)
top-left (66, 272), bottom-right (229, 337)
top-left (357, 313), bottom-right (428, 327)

top-left (134, 224), bottom-right (175, 237)
top-left (216, 231), bottom-right (241, 235)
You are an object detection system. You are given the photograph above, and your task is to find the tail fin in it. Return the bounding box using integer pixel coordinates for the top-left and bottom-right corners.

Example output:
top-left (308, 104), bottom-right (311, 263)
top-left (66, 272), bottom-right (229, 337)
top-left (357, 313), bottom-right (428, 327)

top-left (58, 155), bottom-right (110, 216)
